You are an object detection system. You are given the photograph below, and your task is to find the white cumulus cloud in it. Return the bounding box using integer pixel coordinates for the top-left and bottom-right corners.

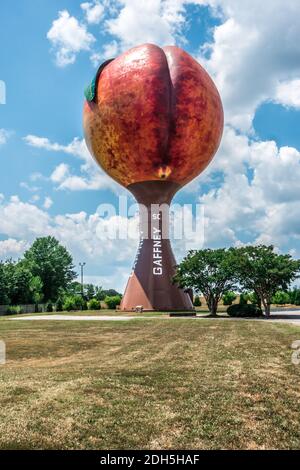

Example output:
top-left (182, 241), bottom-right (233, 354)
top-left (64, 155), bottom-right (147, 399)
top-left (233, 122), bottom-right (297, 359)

top-left (105, 0), bottom-right (185, 49)
top-left (0, 129), bottom-right (10, 145)
top-left (81, 1), bottom-right (104, 24)
top-left (43, 197), bottom-right (53, 209)
top-left (197, 127), bottom-right (300, 254)
top-left (275, 79), bottom-right (300, 109)
top-left (24, 135), bottom-right (90, 162)
top-left (50, 163), bottom-right (70, 183)
top-left (198, 0), bottom-right (300, 131)
top-left (25, 134), bottom-right (122, 193)
top-left (0, 238), bottom-right (29, 258)
top-left (47, 10), bottom-right (95, 66)
top-left (0, 195), bottom-right (139, 291)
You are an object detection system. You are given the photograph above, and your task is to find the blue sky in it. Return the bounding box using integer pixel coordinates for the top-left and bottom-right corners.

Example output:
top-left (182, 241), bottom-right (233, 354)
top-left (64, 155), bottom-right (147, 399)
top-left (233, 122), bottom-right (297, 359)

top-left (1, 0), bottom-right (300, 291)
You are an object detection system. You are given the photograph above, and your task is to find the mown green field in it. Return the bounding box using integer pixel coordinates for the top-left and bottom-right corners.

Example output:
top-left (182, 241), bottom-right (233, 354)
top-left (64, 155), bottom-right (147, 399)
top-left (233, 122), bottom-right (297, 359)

top-left (0, 316), bottom-right (299, 449)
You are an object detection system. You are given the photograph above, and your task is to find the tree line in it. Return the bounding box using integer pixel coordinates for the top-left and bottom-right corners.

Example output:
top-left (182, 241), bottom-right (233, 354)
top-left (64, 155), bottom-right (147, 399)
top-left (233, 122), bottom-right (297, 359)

top-left (1, 237), bottom-right (299, 317)
top-left (0, 236), bottom-right (122, 313)
top-left (219, 289), bottom-right (300, 307)
top-left (175, 245), bottom-right (300, 317)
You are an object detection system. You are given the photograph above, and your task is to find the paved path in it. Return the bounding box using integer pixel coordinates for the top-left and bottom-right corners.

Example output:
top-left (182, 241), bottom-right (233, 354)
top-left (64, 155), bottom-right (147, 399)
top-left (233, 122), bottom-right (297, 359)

top-left (205, 311), bottom-right (300, 319)
top-left (9, 311), bottom-right (300, 326)
top-left (257, 312), bottom-right (300, 326)
top-left (10, 315), bottom-right (153, 321)
top-left (196, 311), bottom-right (300, 327)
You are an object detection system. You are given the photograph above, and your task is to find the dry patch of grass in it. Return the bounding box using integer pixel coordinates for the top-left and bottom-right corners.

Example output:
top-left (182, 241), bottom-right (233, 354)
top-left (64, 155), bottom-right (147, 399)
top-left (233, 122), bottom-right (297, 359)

top-left (0, 317), bottom-right (299, 449)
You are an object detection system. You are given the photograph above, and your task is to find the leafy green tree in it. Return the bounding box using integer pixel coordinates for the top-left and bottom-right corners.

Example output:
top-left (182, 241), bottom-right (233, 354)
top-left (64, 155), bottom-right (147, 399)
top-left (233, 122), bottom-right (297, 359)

top-left (193, 295), bottom-right (201, 307)
top-left (85, 284), bottom-right (96, 300)
top-left (239, 293), bottom-right (249, 305)
top-left (103, 289), bottom-right (121, 297)
top-left (288, 288), bottom-right (296, 304)
top-left (233, 245), bottom-right (300, 317)
top-left (272, 290), bottom-right (290, 305)
top-left (30, 275), bottom-right (44, 306)
top-left (0, 261), bottom-right (9, 304)
top-left (56, 298), bottom-right (64, 312)
top-left (66, 281), bottom-right (82, 296)
top-left (288, 288), bottom-right (300, 305)
top-left (4, 261), bottom-right (40, 304)
top-left (95, 286), bottom-right (105, 300)
top-left (222, 291), bottom-right (237, 306)
top-left (174, 249), bottom-right (238, 317)
top-left (247, 291), bottom-right (262, 308)
top-left (3, 260), bottom-right (17, 304)
top-left (295, 290), bottom-right (300, 306)
top-left (23, 236), bottom-right (76, 301)
top-left (93, 287), bottom-right (121, 301)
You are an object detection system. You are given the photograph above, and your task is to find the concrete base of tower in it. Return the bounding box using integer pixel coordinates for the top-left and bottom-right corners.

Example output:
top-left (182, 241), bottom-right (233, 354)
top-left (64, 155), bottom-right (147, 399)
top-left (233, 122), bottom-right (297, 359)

top-left (120, 270), bottom-right (194, 312)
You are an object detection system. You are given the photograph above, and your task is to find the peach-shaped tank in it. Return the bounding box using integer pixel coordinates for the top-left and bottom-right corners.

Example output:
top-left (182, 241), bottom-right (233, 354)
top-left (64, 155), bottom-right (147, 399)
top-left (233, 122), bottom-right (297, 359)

top-left (83, 44), bottom-right (223, 311)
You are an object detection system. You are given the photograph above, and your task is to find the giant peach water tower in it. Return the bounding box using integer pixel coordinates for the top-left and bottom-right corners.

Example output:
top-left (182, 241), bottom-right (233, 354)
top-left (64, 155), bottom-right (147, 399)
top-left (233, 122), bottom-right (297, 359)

top-left (83, 44), bottom-right (223, 311)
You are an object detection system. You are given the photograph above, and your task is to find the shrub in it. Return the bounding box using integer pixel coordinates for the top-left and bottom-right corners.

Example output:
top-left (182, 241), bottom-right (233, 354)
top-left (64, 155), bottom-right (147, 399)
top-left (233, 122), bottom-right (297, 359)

top-left (56, 298), bottom-right (63, 312)
top-left (288, 289), bottom-right (296, 304)
top-left (222, 291), bottom-right (237, 306)
top-left (239, 293), bottom-right (249, 305)
top-left (247, 291), bottom-right (261, 307)
top-left (289, 288), bottom-right (300, 305)
top-left (272, 290), bottom-right (290, 305)
top-left (88, 298), bottom-right (101, 310)
top-left (227, 303), bottom-right (263, 318)
top-left (74, 295), bottom-right (84, 309)
top-left (62, 295), bottom-right (85, 311)
top-left (105, 295), bottom-right (122, 310)
top-left (193, 295), bottom-right (201, 307)
top-left (63, 296), bottom-right (76, 311)
top-left (5, 305), bottom-right (23, 315)
top-left (295, 291), bottom-right (300, 306)
top-left (95, 289), bottom-right (105, 301)
top-left (46, 302), bottom-right (53, 312)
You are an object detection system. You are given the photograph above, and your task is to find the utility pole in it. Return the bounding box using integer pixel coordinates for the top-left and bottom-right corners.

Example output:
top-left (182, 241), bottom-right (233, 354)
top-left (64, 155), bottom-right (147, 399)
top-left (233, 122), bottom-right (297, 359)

top-left (79, 262), bottom-right (86, 298)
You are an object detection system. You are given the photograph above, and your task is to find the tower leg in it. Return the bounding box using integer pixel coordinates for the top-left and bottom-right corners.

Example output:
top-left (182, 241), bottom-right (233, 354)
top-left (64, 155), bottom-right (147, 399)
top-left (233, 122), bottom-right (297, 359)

top-left (120, 181), bottom-right (194, 311)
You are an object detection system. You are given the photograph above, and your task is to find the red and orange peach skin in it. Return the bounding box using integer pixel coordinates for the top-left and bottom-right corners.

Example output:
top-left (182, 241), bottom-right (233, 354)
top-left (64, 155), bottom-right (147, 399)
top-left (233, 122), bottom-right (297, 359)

top-left (83, 43), bottom-right (223, 188)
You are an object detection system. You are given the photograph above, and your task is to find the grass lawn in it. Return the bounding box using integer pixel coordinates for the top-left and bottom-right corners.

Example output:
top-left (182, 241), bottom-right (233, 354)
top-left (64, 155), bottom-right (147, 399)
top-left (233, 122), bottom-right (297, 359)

top-left (0, 316), bottom-right (299, 450)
